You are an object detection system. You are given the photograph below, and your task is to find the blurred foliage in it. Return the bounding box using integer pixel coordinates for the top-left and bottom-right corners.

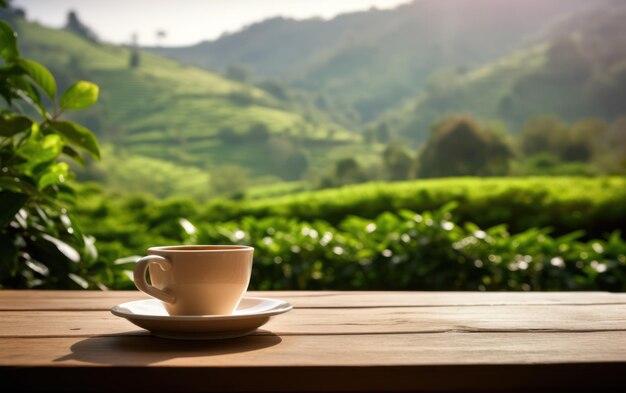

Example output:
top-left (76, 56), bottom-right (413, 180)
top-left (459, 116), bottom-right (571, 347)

top-left (73, 198), bottom-right (626, 291)
top-left (62, 176), bottom-right (626, 291)
top-left (521, 116), bottom-right (608, 164)
top-left (182, 177), bottom-right (626, 239)
top-left (221, 206), bottom-right (626, 291)
top-left (418, 115), bottom-right (512, 177)
top-left (383, 142), bottom-right (414, 180)
top-left (318, 157), bottom-right (370, 188)
top-left (0, 18), bottom-right (105, 289)
top-left (321, 113), bottom-right (623, 191)
top-left (79, 145), bottom-right (211, 199)
top-left (209, 165), bottom-right (250, 199)
top-left (510, 153), bottom-right (600, 177)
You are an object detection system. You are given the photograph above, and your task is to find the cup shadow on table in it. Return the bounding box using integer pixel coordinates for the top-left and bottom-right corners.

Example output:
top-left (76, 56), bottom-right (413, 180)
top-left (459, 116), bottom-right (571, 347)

top-left (54, 329), bottom-right (281, 365)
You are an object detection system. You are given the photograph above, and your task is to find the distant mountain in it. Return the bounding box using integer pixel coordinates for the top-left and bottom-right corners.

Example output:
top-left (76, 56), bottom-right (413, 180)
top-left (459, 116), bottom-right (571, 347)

top-left (149, 0), bottom-right (594, 123)
top-left (13, 18), bottom-right (371, 181)
top-left (379, 0), bottom-right (626, 143)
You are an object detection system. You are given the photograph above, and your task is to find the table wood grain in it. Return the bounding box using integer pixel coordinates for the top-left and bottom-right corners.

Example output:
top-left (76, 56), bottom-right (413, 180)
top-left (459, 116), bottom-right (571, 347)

top-left (1, 290), bottom-right (625, 392)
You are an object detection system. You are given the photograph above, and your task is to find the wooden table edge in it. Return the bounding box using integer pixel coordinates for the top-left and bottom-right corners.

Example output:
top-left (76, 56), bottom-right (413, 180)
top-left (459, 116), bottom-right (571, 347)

top-left (4, 363), bottom-right (626, 392)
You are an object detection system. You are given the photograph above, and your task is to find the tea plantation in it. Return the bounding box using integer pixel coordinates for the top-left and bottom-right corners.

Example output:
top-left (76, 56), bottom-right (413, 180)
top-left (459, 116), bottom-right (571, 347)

top-left (68, 177), bottom-right (626, 291)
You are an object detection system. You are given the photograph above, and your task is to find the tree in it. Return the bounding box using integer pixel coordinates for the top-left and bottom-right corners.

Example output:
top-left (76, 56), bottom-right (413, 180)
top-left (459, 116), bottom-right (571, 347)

top-left (129, 33), bottom-right (140, 68)
top-left (225, 64), bottom-right (250, 83)
top-left (335, 158), bottom-right (359, 179)
top-left (363, 127), bottom-right (375, 144)
top-left (155, 29), bottom-right (167, 46)
top-left (498, 95), bottom-right (515, 119)
top-left (609, 117), bottom-right (626, 170)
top-left (0, 0), bottom-right (26, 22)
top-left (283, 149), bottom-right (310, 180)
top-left (609, 117), bottom-right (626, 154)
top-left (322, 157), bottom-right (369, 186)
top-left (520, 116), bottom-right (568, 157)
top-left (315, 93), bottom-right (330, 112)
top-left (229, 88), bottom-right (254, 105)
top-left (383, 142), bottom-right (414, 180)
top-left (376, 122), bottom-right (391, 143)
top-left (327, 127), bottom-right (337, 141)
top-left (562, 118), bottom-right (607, 163)
top-left (268, 138), bottom-right (309, 180)
top-left (217, 127), bottom-right (242, 143)
top-left (521, 116), bottom-right (605, 163)
top-left (257, 80), bottom-right (288, 100)
top-left (418, 115), bottom-right (512, 177)
top-left (247, 123), bottom-right (270, 143)
top-left (209, 165), bottom-right (250, 199)
top-left (65, 10), bottom-right (98, 43)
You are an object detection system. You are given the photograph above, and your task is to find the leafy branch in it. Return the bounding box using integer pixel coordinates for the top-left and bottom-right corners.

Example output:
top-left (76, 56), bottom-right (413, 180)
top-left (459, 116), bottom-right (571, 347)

top-left (0, 17), bottom-right (103, 289)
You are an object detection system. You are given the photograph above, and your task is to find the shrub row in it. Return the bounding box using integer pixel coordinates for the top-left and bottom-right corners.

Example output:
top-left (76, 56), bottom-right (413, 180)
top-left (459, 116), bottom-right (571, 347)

top-left (81, 203), bottom-right (626, 292)
top-left (199, 206), bottom-right (626, 291)
top-left (201, 177), bottom-right (626, 238)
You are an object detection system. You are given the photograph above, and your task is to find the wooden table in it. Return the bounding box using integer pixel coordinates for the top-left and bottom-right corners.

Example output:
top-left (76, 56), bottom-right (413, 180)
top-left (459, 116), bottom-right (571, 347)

top-left (1, 291), bottom-right (626, 392)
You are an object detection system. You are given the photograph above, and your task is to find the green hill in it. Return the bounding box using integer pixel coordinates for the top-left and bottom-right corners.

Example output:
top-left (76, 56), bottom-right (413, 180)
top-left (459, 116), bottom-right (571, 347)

top-left (380, 1), bottom-right (626, 143)
top-left (13, 18), bottom-right (376, 197)
top-left (150, 0), bottom-right (593, 123)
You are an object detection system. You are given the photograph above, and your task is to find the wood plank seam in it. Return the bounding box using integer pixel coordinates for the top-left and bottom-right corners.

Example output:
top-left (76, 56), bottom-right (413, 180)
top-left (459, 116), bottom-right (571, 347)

top-left (4, 328), bottom-right (626, 340)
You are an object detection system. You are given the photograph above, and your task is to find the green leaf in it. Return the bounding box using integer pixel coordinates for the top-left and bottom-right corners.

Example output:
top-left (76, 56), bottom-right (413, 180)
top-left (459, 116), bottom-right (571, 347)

top-left (49, 121), bottom-right (100, 159)
top-left (0, 84), bottom-right (12, 105)
top-left (38, 162), bottom-right (69, 190)
top-left (8, 76), bottom-right (45, 116)
top-left (0, 64), bottom-right (23, 79)
top-left (25, 259), bottom-right (50, 276)
top-left (17, 59), bottom-right (57, 100)
top-left (0, 21), bottom-right (18, 62)
top-left (60, 81), bottom-right (99, 110)
top-left (0, 1), bottom-right (8, 9)
top-left (62, 145), bottom-right (84, 165)
top-left (0, 115), bottom-right (32, 137)
top-left (0, 191), bottom-right (28, 227)
top-left (83, 235), bottom-right (98, 263)
top-left (56, 183), bottom-right (76, 201)
top-left (0, 175), bottom-right (38, 195)
top-left (114, 256), bottom-right (141, 265)
top-left (68, 273), bottom-right (89, 289)
top-left (0, 236), bottom-right (17, 280)
top-left (17, 133), bottom-right (63, 167)
top-left (40, 233), bottom-right (80, 263)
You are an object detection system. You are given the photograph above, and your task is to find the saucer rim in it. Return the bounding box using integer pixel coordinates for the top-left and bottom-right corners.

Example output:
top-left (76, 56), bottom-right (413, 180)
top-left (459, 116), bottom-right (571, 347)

top-left (110, 297), bottom-right (292, 321)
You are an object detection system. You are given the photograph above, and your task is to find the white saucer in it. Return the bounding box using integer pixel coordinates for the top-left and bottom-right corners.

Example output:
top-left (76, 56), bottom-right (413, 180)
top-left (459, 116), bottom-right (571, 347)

top-left (111, 297), bottom-right (292, 340)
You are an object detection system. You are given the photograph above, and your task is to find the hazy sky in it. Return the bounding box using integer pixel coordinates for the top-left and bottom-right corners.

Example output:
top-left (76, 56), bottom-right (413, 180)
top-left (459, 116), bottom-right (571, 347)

top-left (14, 0), bottom-right (410, 46)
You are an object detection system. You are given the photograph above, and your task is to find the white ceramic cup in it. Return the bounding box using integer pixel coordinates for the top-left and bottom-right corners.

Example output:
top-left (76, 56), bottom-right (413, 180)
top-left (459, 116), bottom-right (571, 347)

top-left (133, 245), bottom-right (254, 316)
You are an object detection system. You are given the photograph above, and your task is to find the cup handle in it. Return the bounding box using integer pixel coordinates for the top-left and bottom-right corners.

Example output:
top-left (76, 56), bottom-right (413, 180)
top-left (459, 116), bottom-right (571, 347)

top-left (133, 255), bottom-right (176, 304)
